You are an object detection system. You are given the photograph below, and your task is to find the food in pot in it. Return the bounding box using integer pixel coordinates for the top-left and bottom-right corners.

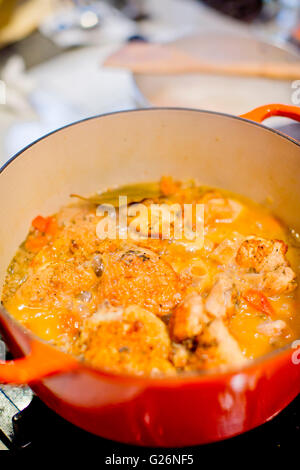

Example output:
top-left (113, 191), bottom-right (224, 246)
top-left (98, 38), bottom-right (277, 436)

top-left (2, 177), bottom-right (300, 376)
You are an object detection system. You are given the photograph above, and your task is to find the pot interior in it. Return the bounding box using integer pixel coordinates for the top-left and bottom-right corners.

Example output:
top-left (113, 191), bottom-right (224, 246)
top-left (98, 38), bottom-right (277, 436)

top-left (0, 108), bottom-right (299, 290)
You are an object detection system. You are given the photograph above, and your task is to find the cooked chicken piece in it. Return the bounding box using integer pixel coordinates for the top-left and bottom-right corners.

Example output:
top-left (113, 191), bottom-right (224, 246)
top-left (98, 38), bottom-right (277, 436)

top-left (169, 293), bottom-right (209, 342)
top-left (236, 237), bottom-right (297, 295)
top-left (207, 319), bottom-right (246, 366)
top-left (205, 273), bottom-right (234, 318)
top-left (33, 207), bottom-right (101, 266)
top-left (169, 290), bottom-right (245, 366)
top-left (98, 244), bottom-right (183, 316)
top-left (14, 259), bottom-right (99, 310)
top-left (261, 266), bottom-right (297, 295)
top-left (257, 319), bottom-right (287, 337)
top-left (129, 200), bottom-right (205, 252)
top-left (4, 257), bottom-right (101, 344)
top-left (169, 343), bottom-right (189, 368)
top-left (211, 233), bottom-right (245, 265)
top-left (76, 304), bottom-right (174, 376)
top-left (126, 199), bottom-right (183, 241)
top-left (236, 238), bottom-right (288, 271)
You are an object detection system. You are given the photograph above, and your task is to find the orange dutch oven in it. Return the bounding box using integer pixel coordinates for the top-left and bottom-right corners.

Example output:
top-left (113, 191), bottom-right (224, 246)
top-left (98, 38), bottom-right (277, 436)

top-left (0, 103), bottom-right (299, 447)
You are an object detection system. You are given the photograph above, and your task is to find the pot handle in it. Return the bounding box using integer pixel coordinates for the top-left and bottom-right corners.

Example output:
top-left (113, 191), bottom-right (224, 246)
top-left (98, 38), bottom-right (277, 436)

top-left (240, 103), bottom-right (300, 123)
top-left (0, 339), bottom-right (79, 384)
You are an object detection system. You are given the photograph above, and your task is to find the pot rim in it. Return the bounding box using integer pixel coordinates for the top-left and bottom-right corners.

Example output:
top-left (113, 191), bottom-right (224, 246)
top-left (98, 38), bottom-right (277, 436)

top-left (2, 106), bottom-right (300, 175)
top-left (1, 106), bottom-right (300, 384)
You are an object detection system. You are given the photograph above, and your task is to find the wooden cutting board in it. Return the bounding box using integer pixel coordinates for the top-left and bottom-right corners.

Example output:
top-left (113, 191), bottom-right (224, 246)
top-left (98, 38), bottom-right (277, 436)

top-left (115, 33), bottom-right (300, 117)
top-left (105, 36), bottom-right (300, 80)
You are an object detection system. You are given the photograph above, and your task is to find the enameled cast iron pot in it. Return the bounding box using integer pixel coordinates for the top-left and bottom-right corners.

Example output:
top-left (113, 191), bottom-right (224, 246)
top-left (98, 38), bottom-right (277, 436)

top-left (0, 104), bottom-right (299, 447)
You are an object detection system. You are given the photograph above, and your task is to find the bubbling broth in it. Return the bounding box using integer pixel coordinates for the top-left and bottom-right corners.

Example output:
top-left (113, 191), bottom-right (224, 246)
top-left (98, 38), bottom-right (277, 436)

top-left (2, 177), bottom-right (300, 376)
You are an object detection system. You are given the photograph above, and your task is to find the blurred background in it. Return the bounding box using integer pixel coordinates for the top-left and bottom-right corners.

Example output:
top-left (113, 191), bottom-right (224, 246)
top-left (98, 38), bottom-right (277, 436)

top-left (0, 0), bottom-right (300, 165)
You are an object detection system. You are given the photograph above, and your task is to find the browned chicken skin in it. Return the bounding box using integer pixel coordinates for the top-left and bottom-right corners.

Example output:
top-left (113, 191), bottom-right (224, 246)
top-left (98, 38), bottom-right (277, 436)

top-left (75, 303), bottom-right (174, 375)
top-left (236, 238), bottom-right (288, 271)
top-left (236, 237), bottom-right (297, 295)
top-left (98, 245), bottom-right (184, 316)
top-left (169, 294), bottom-right (208, 342)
